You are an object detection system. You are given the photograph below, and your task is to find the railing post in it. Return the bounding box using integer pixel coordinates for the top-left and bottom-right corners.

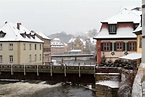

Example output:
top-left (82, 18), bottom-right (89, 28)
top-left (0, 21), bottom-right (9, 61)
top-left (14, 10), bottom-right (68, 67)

top-left (11, 64), bottom-right (13, 75)
top-left (24, 64), bottom-right (26, 75)
top-left (94, 65), bottom-right (96, 77)
top-left (79, 63), bottom-right (81, 77)
top-left (50, 62), bottom-right (53, 76)
top-left (64, 64), bottom-right (66, 77)
top-left (37, 64), bottom-right (39, 76)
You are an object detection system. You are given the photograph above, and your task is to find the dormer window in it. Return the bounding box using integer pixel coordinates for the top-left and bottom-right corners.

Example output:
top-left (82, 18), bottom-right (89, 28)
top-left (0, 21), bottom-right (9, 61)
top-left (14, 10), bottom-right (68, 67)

top-left (134, 23), bottom-right (139, 30)
top-left (0, 31), bottom-right (6, 38)
top-left (20, 32), bottom-right (26, 38)
top-left (30, 33), bottom-right (36, 39)
top-left (26, 34), bottom-right (31, 38)
top-left (108, 24), bottom-right (117, 34)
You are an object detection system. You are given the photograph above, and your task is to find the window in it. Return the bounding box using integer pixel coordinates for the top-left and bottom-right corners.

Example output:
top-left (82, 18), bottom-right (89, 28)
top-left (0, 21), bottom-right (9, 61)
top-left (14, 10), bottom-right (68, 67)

top-left (108, 24), bottom-right (117, 34)
top-left (116, 42), bottom-right (123, 51)
top-left (23, 43), bottom-right (26, 50)
top-left (134, 23), bottom-right (139, 30)
top-left (144, 13), bottom-right (145, 26)
top-left (9, 55), bottom-right (13, 63)
top-left (29, 55), bottom-right (31, 62)
top-left (43, 48), bottom-right (51, 52)
top-left (9, 44), bottom-right (13, 50)
top-left (0, 55), bottom-right (2, 63)
top-left (139, 37), bottom-right (142, 48)
top-left (0, 31), bottom-right (6, 38)
top-left (0, 44), bottom-right (2, 51)
top-left (35, 44), bottom-right (37, 50)
top-left (40, 44), bottom-right (41, 50)
top-left (128, 42), bottom-right (136, 51)
top-left (35, 54), bottom-right (37, 61)
top-left (103, 42), bottom-right (110, 51)
top-left (29, 44), bottom-right (31, 50)
top-left (40, 54), bottom-right (41, 61)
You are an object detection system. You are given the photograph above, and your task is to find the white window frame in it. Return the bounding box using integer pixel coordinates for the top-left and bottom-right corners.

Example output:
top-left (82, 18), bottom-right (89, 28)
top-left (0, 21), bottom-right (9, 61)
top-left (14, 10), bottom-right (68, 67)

top-left (0, 55), bottom-right (2, 63)
top-left (0, 44), bottom-right (2, 51)
top-left (9, 44), bottom-right (13, 50)
top-left (9, 55), bottom-right (13, 63)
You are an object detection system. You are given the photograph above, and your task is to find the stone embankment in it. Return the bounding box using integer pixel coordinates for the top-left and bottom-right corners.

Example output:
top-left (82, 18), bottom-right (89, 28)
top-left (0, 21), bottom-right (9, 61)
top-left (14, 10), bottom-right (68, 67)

top-left (132, 63), bottom-right (145, 97)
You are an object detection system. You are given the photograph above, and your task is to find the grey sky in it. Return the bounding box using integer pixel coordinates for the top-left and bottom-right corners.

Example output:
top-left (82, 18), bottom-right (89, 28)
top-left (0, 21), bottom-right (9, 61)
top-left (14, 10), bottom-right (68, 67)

top-left (0, 0), bottom-right (141, 35)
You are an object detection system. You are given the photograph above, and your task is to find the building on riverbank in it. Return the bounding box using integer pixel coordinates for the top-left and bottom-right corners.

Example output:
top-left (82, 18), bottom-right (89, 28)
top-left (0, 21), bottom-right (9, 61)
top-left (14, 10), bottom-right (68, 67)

top-left (51, 38), bottom-right (65, 55)
top-left (0, 22), bottom-right (43, 65)
top-left (34, 31), bottom-right (51, 63)
top-left (132, 2), bottom-right (145, 96)
top-left (94, 7), bottom-right (141, 64)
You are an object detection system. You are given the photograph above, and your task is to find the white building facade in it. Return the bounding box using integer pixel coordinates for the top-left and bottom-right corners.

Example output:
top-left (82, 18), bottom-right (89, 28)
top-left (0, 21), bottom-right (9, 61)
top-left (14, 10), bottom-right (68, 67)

top-left (51, 38), bottom-right (65, 55)
top-left (0, 22), bottom-right (43, 65)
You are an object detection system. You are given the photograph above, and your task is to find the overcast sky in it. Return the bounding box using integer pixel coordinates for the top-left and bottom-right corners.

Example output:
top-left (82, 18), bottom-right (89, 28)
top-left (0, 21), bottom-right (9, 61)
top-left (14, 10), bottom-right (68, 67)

top-left (0, 0), bottom-right (141, 35)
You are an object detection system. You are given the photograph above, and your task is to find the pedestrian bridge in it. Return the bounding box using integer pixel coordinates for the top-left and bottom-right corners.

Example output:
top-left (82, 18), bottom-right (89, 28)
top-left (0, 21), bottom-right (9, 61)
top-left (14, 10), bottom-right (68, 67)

top-left (0, 64), bottom-right (121, 84)
top-left (51, 54), bottom-right (94, 61)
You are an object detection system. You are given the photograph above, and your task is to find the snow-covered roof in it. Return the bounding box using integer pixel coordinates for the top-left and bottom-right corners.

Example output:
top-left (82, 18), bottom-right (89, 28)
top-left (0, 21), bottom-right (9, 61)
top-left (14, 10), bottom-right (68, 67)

top-left (35, 31), bottom-right (50, 40)
top-left (68, 37), bottom-right (84, 43)
top-left (102, 7), bottom-right (141, 24)
top-left (69, 49), bottom-right (81, 52)
top-left (96, 80), bottom-right (119, 88)
top-left (53, 38), bottom-right (60, 41)
top-left (51, 38), bottom-right (64, 47)
top-left (51, 42), bottom-right (64, 46)
top-left (94, 7), bottom-right (141, 39)
top-left (94, 27), bottom-right (136, 39)
top-left (68, 37), bottom-right (75, 43)
top-left (119, 53), bottom-right (142, 60)
top-left (0, 22), bottom-right (43, 43)
top-left (133, 23), bottom-right (142, 34)
top-left (90, 38), bottom-right (96, 45)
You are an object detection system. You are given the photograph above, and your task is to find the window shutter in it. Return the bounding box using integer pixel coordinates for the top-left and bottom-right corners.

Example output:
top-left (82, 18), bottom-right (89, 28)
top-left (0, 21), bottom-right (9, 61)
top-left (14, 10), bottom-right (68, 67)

top-left (114, 43), bottom-right (116, 51)
top-left (123, 42), bottom-right (125, 51)
top-left (101, 43), bottom-right (103, 51)
top-left (115, 25), bottom-right (117, 32)
top-left (110, 43), bottom-right (112, 51)
top-left (127, 42), bottom-right (129, 51)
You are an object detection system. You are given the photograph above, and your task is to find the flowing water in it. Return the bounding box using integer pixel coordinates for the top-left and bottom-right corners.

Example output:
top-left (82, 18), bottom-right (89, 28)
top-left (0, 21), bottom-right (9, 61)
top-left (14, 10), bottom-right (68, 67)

top-left (0, 81), bottom-right (96, 97)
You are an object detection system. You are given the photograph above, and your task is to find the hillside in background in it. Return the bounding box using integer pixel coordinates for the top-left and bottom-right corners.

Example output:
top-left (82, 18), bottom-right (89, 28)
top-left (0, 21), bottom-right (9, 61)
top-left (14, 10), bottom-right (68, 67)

top-left (48, 29), bottom-right (97, 43)
top-left (48, 32), bottom-right (74, 43)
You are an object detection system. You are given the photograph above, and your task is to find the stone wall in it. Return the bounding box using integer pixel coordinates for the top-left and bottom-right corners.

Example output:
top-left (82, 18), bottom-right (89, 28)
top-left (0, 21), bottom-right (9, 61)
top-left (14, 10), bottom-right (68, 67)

top-left (132, 63), bottom-right (145, 97)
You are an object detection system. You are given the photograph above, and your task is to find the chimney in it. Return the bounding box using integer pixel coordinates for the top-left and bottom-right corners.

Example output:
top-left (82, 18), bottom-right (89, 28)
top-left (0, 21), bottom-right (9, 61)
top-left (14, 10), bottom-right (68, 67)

top-left (17, 23), bottom-right (21, 30)
top-left (5, 21), bottom-right (7, 24)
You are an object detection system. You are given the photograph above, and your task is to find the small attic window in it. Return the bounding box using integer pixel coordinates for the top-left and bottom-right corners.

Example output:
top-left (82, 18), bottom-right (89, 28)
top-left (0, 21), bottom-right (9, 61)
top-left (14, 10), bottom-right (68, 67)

top-left (31, 34), bottom-right (36, 39)
top-left (108, 24), bottom-right (117, 34)
top-left (0, 31), bottom-right (6, 38)
top-left (26, 34), bottom-right (31, 38)
top-left (20, 32), bottom-right (26, 38)
top-left (134, 23), bottom-right (139, 30)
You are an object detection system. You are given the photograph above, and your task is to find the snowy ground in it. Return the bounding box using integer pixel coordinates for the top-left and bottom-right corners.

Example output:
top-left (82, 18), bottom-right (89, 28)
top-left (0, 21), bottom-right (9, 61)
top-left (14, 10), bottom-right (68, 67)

top-left (96, 80), bottom-right (119, 88)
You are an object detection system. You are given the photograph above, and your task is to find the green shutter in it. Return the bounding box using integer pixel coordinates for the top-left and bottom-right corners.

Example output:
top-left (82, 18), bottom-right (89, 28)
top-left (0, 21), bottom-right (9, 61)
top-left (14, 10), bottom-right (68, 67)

top-left (114, 43), bottom-right (116, 51)
top-left (123, 42), bottom-right (125, 51)
top-left (101, 43), bottom-right (103, 51)
top-left (110, 43), bottom-right (112, 51)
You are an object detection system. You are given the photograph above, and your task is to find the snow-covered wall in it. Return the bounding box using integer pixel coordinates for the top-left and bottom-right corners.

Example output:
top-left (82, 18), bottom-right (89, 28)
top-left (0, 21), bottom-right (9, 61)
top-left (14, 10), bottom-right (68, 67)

top-left (132, 63), bottom-right (144, 97)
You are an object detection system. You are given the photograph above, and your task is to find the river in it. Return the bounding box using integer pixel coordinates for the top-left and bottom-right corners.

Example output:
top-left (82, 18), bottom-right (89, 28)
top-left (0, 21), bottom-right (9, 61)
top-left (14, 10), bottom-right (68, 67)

top-left (0, 81), bottom-right (96, 97)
